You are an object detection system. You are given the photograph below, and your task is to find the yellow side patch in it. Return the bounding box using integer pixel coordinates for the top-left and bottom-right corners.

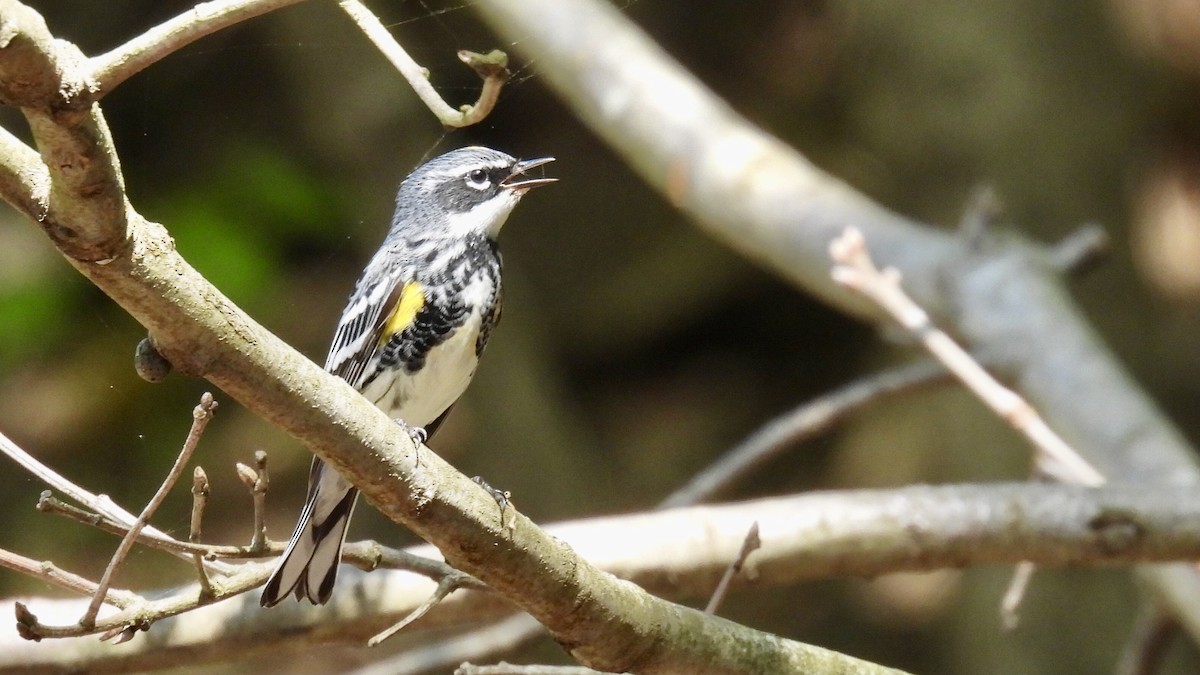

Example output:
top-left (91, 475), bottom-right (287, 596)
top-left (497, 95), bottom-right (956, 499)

top-left (379, 281), bottom-right (425, 345)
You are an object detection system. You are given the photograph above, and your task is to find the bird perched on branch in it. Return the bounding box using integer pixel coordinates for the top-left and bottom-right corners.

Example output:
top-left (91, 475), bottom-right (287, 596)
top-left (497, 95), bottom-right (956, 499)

top-left (261, 146), bottom-right (556, 606)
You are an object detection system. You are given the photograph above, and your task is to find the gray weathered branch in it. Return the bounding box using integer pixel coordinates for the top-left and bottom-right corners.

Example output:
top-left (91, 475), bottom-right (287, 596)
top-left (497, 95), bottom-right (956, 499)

top-left (5, 483), bottom-right (1200, 673)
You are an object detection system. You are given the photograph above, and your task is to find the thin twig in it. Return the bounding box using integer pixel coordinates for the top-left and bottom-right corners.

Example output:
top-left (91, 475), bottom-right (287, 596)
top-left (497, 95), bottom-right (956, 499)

top-left (234, 451), bottom-right (270, 552)
top-left (336, 0), bottom-right (509, 127)
top-left (18, 559), bottom-right (274, 640)
top-left (1050, 224), bottom-right (1109, 275)
top-left (1, 431), bottom-right (164, 538)
top-left (350, 540), bottom-right (491, 590)
top-left (661, 359), bottom-right (952, 508)
top-left (0, 547), bottom-right (140, 608)
top-left (38, 492), bottom-right (245, 558)
top-left (190, 466), bottom-right (213, 597)
top-left (81, 393), bottom-right (218, 628)
top-left (87, 0), bottom-right (306, 95)
top-left (957, 185), bottom-right (1001, 245)
top-left (5, 429), bottom-right (233, 573)
top-left (704, 522), bottom-right (761, 615)
top-left (369, 570), bottom-right (478, 646)
top-left (829, 227), bottom-right (1106, 487)
top-left (36, 491), bottom-right (475, 584)
top-left (999, 560), bottom-right (1035, 630)
top-left (352, 614), bottom-right (541, 675)
top-left (366, 616), bottom-right (621, 675)
top-left (251, 450), bottom-right (269, 551)
top-left (1115, 604), bottom-right (1178, 675)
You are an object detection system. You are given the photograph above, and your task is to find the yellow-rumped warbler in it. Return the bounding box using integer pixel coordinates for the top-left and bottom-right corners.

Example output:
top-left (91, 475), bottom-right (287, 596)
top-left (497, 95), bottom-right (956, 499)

top-left (260, 146), bottom-right (555, 606)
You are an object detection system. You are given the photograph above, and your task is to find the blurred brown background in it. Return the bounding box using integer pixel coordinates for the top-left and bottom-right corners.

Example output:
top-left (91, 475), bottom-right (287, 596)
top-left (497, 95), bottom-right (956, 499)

top-left (2, 1), bottom-right (1200, 673)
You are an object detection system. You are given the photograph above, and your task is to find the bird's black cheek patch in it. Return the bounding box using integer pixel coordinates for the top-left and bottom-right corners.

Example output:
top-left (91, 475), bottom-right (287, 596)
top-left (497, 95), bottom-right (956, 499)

top-left (431, 181), bottom-right (495, 213)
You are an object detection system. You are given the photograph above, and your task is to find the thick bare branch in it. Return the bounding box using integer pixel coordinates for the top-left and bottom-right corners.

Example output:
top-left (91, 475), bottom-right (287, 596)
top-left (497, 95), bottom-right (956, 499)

top-left (6, 483), bottom-right (1200, 671)
top-left (0, 0), bottom-right (91, 108)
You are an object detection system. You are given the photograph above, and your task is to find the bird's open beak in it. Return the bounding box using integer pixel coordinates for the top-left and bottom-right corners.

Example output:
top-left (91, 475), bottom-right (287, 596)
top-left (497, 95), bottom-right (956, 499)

top-left (501, 156), bottom-right (557, 192)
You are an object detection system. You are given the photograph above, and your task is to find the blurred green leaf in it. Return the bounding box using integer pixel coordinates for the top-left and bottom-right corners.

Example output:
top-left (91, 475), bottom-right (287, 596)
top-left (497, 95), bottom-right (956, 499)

top-left (0, 283), bottom-right (72, 367)
top-left (151, 143), bottom-right (346, 306)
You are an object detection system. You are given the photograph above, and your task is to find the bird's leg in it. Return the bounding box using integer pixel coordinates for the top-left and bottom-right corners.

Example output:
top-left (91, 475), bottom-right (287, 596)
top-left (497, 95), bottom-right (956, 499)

top-left (471, 475), bottom-right (512, 524)
top-left (393, 419), bottom-right (428, 467)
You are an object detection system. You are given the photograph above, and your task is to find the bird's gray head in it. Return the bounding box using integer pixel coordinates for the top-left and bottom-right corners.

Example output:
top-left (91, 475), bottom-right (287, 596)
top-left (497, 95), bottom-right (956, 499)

top-left (393, 146), bottom-right (555, 240)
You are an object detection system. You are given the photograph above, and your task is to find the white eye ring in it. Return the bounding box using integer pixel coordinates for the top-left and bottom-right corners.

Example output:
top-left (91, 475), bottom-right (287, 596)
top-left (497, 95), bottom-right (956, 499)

top-left (466, 168), bottom-right (491, 190)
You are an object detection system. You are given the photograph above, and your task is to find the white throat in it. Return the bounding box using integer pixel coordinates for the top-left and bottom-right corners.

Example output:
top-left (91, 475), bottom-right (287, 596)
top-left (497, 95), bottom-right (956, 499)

top-left (444, 190), bottom-right (521, 239)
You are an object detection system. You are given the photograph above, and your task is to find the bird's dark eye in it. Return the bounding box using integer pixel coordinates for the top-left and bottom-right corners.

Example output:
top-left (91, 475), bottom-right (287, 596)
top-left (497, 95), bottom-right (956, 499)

top-left (466, 168), bottom-right (490, 189)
